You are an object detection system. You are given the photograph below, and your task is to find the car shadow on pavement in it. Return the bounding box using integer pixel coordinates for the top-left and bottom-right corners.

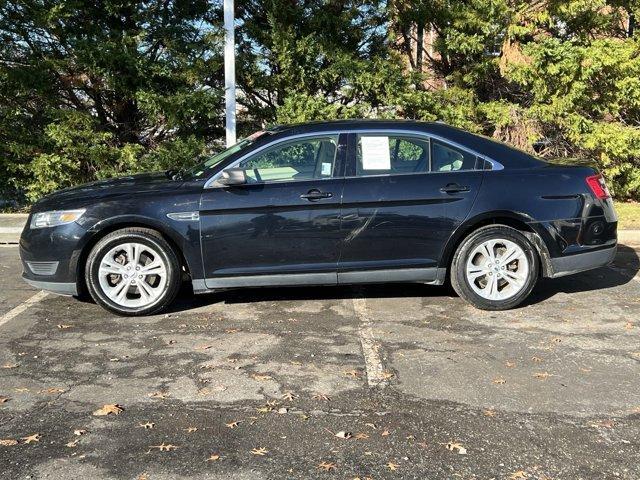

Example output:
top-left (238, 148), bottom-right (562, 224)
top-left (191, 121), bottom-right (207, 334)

top-left (166, 282), bottom-right (454, 313)
top-left (165, 244), bottom-right (639, 313)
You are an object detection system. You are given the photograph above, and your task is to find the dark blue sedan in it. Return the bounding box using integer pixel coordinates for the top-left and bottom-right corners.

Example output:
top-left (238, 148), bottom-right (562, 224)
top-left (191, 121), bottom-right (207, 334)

top-left (20, 120), bottom-right (618, 315)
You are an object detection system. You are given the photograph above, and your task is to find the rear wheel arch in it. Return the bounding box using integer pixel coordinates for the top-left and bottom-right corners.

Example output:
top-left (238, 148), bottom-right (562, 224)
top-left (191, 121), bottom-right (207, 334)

top-left (441, 213), bottom-right (552, 278)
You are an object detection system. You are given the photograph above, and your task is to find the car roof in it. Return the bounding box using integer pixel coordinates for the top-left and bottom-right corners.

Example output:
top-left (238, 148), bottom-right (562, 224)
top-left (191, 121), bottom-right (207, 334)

top-left (266, 119), bottom-right (544, 169)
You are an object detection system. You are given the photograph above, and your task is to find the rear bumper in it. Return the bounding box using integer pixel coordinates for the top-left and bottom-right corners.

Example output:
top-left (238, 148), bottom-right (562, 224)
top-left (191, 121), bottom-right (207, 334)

top-left (22, 276), bottom-right (78, 296)
top-left (549, 245), bottom-right (617, 278)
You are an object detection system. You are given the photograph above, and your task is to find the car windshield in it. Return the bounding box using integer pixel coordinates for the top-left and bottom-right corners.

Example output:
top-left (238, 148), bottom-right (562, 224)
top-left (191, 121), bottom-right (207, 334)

top-left (184, 131), bottom-right (268, 180)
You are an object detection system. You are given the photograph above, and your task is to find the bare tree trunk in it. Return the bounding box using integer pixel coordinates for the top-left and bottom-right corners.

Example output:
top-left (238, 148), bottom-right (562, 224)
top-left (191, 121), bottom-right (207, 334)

top-left (416, 22), bottom-right (424, 90)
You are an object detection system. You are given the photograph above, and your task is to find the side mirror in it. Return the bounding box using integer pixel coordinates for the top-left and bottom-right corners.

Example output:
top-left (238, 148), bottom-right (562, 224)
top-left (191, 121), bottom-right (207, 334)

top-left (218, 168), bottom-right (247, 186)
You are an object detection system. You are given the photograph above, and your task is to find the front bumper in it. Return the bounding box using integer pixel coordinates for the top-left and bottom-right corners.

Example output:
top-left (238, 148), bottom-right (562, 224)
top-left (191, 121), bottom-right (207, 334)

top-left (20, 219), bottom-right (87, 294)
top-left (22, 276), bottom-right (78, 296)
top-left (549, 245), bottom-right (617, 278)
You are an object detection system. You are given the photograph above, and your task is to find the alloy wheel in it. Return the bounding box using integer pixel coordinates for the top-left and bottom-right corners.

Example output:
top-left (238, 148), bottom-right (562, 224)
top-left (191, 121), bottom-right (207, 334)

top-left (97, 242), bottom-right (168, 308)
top-left (465, 238), bottom-right (529, 301)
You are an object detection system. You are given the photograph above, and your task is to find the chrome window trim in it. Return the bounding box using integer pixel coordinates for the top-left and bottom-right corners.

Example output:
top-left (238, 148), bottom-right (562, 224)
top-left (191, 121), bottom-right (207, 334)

top-left (203, 128), bottom-right (503, 189)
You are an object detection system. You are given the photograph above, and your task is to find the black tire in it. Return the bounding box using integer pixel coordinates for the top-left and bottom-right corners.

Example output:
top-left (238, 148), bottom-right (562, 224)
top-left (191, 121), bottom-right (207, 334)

top-left (450, 225), bottom-right (539, 310)
top-left (85, 227), bottom-right (181, 316)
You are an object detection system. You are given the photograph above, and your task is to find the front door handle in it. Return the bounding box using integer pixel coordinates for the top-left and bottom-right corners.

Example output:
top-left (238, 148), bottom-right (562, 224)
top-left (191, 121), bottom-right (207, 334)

top-left (440, 183), bottom-right (470, 194)
top-left (300, 189), bottom-right (333, 201)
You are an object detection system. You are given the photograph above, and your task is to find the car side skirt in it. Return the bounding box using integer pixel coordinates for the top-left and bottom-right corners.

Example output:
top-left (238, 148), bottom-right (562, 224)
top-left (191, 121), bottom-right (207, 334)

top-left (193, 267), bottom-right (446, 293)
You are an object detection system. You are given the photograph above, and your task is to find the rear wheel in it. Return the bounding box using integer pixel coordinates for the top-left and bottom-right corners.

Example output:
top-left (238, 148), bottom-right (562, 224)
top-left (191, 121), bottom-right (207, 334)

top-left (85, 228), bottom-right (181, 316)
top-left (451, 225), bottom-right (539, 310)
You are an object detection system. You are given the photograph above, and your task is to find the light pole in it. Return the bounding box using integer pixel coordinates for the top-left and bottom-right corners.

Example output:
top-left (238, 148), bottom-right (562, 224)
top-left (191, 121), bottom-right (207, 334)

top-left (224, 0), bottom-right (236, 146)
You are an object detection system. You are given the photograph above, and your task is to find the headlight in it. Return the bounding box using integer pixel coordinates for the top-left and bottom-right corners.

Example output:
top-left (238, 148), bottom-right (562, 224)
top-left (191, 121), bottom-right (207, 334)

top-left (30, 209), bottom-right (86, 229)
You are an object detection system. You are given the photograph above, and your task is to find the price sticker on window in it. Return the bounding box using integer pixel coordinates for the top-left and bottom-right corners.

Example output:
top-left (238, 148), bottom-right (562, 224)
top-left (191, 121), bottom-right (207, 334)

top-left (361, 136), bottom-right (391, 170)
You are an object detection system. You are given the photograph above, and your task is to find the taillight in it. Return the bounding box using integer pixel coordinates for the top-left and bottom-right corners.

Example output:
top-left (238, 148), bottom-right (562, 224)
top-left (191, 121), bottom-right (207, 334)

top-left (586, 174), bottom-right (610, 200)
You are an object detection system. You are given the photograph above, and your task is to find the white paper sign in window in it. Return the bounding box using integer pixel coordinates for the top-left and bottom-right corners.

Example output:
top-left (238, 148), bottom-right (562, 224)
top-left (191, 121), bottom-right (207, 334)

top-left (361, 136), bottom-right (391, 170)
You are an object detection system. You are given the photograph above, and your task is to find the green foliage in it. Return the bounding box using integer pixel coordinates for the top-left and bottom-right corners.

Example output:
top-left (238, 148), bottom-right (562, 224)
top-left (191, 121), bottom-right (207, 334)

top-left (1, 0), bottom-right (640, 203)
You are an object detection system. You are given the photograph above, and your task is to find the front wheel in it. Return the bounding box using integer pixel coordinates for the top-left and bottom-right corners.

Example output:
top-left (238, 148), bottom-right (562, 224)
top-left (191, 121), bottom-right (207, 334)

top-left (85, 228), bottom-right (181, 316)
top-left (451, 225), bottom-right (539, 310)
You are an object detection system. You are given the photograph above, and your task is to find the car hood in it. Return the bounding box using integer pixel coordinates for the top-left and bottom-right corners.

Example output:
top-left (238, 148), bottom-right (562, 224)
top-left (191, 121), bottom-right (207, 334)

top-left (33, 172), bottom-right (182, 211)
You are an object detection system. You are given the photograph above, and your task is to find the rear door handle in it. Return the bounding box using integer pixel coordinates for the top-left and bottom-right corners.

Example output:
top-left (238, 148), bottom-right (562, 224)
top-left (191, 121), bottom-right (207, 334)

top-left (300, 189), bottom-right (333, 201)
top-left (440, 183), bottom-right (470, 194)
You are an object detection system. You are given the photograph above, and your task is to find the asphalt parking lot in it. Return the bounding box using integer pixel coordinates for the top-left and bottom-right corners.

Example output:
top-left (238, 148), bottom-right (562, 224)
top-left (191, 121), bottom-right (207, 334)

top-left (1, 244), bottom-right (639, 479)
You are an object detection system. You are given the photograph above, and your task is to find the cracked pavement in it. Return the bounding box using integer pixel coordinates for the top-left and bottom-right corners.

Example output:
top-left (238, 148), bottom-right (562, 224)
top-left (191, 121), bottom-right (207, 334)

top-left (1, 244), bottom-right (639, 479)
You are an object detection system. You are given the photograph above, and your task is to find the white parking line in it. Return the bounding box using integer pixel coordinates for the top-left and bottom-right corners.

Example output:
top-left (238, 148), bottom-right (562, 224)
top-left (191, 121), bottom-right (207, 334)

top-left (352, 297), bottom-right (388, 388)
top-left (0, 290), bottom-right (49, 327)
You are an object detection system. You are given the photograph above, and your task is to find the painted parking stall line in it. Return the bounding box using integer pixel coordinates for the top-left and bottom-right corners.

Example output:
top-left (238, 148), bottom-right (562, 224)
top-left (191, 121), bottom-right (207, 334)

top-left (0, 290), bottom-right (49, 328)
top-left (352, 296), bottom-right (389, 388)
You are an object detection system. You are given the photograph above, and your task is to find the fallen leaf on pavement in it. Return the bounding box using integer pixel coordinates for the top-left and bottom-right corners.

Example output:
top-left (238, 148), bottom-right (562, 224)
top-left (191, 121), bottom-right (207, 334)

top-left (386, 461), bottom-right (400, 471)
top-left (381, 430), bottom-right (390, 437)
top-left (625, 322), bottom-right (634, 330)
top-left (13, 387), bottom-right (29, 392)
top-left (317, 462), bottom-right (337, 471)
top-left (282, 391), bottom-right (297, 401)
top-left (251, 374), bottom-right (272, 381)
top-left (343, 369), bottom-right (361, 377)
top-left (510, 471), bottom-right (528, 479)
top-left (2, 364), bottom-right (18, 369)
top-left (533, 372), bottom-right (553, 380)
top-left (250, 447), bottom-right (268, 456)
top-left (225, 421), bottom-right (241, 429)
top-left (354, 432), bottom-right (369, 440)
top-left (483, 409), bottom-right (497, 417)
top-left (73, 429), bottom-right (87, 436)
top-left (22, 433), bottom-right (41, 444)
top-left (93, 404), bottom-right (124, 416)
top-left (149, 443), bottom-right (178, 452)
top-left (444, 442), bottom-right (467, 454)
top-left (335, 431), bottom-right (352, 439)
top-left (207, 453), bottom-right (221, 462)
top-left (0, 396), bottom-right (10, 403)
top-left (148, 391), bottom-right (169, 399)
top-left (195, 344), bottom-right (213, 350)
top-left (505, 361), bottom-right (516, 368)
top-left (57, 324), bottom-right (72, 329)
top-left (365, 423), bottom-right (378, 429)
top-left (0, 439), bottom-right (18, 446)
top-left (381, 371), bottom-right (395, 380)
top-left (312, 393), bottom-right (330, 401)
top-left (590, 420), bottom-right (615, 429)
top-left (138, 422), bottom-right (155, 429)
top-left (65, 438), bottom-right (80, 448)
top-left (185, 427), bottom-right (198, 433)
top-left (531, 356), bottom-right (543, 363)
top-left (493, 377), bottom-right (506, 385)
top-left (39, 387), bottom-right (65, 394)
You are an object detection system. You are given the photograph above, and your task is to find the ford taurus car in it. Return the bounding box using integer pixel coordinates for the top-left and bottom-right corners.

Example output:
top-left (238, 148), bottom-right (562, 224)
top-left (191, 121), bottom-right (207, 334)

top-left (20, 120), bottom-right (618, 315)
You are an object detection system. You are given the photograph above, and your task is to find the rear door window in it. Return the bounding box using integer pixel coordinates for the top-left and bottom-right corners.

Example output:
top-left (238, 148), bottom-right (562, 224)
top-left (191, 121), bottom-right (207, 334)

top-left (355, 134), bottom-right (430, 177)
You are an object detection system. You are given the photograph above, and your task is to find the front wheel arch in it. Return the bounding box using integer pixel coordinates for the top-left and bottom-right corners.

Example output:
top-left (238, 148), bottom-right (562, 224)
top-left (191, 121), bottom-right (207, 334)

top-left (75, 219), bottom-right (191, 298)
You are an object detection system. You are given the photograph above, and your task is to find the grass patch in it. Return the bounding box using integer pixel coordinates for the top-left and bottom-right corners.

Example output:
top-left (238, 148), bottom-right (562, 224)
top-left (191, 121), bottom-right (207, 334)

top-left (615, 201), bottom-right (640, 230)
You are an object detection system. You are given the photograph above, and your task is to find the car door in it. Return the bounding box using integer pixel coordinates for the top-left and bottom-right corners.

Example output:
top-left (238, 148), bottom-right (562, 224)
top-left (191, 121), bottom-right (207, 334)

top-left (337, 131), bottom-right (484, 284)
top-left (199, 133), bottom-right (347, 288)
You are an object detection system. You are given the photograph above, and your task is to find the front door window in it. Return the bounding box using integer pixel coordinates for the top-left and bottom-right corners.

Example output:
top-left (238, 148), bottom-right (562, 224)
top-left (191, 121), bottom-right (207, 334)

top-left (238, 135), bottom-right (339, 183)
